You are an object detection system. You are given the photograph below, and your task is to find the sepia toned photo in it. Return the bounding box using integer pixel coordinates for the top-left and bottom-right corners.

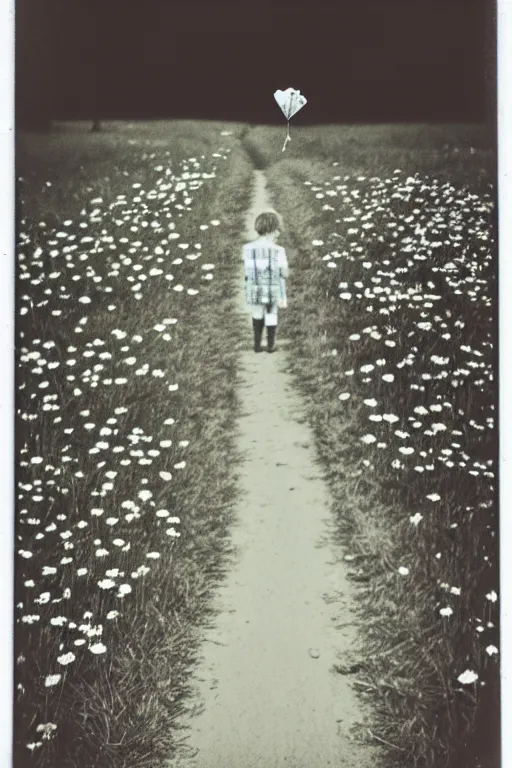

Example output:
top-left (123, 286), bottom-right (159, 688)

top-left (13, 0), bottom-right (499, 766)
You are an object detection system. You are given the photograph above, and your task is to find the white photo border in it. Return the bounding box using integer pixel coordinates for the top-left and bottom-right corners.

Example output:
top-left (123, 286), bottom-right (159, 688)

top-left (1, 0), bottom-right (14, 765)
top-left (1, 1), bottom-right (508, 765)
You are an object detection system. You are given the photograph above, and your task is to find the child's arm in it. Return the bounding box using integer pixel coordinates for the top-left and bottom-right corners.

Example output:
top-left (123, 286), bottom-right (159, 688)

top-left (242, 245), bottom-right (251, 277)
top-left (279, 248), bottom-right (289, 279)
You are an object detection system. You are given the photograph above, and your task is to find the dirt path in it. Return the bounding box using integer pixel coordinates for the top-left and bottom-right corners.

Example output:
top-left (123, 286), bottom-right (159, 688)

top-left (169, 170), bottom-right (378, 768)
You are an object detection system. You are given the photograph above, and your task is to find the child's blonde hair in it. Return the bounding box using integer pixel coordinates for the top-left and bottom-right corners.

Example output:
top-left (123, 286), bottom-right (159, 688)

top-left (254, 210), bottom-right (282, 236)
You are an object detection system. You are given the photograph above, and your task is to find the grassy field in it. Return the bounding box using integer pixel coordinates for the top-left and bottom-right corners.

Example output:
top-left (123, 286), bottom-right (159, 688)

top-left (244, 123), bottom-right (495, 191)
top-left (15, 121), bottom-right (253, 767)
top-left (246, 124), bottom-right (498, 768)
top-left (15, 120), bottom-right (498, 768)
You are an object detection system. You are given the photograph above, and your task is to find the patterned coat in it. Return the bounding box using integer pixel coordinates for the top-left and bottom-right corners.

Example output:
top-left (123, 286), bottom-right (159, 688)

top-left (243, 237), bottom-right (289, 308)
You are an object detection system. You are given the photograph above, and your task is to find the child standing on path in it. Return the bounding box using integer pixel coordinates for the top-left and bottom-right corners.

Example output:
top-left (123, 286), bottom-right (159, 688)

top-left (243, 211), bottom-right (289, 353)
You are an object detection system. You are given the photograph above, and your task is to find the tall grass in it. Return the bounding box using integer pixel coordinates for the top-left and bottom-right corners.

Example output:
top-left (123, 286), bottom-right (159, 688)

top-left (243, 123), bottom-right (495, 191)
top-left (15, 121), bottom-right (253, 767)
top-left (248, 124), bottom-right (498, 768)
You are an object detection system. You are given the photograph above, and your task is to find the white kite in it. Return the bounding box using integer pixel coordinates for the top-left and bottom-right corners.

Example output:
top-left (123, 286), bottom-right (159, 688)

top-left (274, 87), bottom-right (307, 151)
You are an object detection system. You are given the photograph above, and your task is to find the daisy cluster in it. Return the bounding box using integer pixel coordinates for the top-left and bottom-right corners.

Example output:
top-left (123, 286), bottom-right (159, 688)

top-left (16, 146), bottom-right (230, 754)
top-left (305, 168), bottom-right (497, 689)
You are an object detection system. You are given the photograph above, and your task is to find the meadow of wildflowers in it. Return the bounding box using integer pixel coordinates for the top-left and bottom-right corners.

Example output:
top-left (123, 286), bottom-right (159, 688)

top-left (261, 126), bottom-right (498, 767)
top-left (15, 121), bottom-right (498, 768)
top-left (15, 122), bottom-right (253, 767)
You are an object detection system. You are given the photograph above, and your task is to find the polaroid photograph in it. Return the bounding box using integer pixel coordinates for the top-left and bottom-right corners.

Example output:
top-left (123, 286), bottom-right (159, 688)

top-left (6, 0), bottom-right (506, 766)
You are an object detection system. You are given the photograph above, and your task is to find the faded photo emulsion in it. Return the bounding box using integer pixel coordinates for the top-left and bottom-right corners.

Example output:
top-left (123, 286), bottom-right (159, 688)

top-left (14, 1), bottom-right (499, 767)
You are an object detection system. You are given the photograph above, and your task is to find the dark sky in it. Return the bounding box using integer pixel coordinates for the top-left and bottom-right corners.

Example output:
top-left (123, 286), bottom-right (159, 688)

top-left (16, 0), bottom-right (496, 125)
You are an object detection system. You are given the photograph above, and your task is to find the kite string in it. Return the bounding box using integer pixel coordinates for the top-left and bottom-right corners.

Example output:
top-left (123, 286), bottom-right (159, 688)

top-left (282, 119), bottom-right (291, 152)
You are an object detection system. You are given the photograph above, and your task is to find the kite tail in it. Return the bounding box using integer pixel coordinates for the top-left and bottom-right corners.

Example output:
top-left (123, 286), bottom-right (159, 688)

top-left (281, 120), bottom-right (291, 152)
